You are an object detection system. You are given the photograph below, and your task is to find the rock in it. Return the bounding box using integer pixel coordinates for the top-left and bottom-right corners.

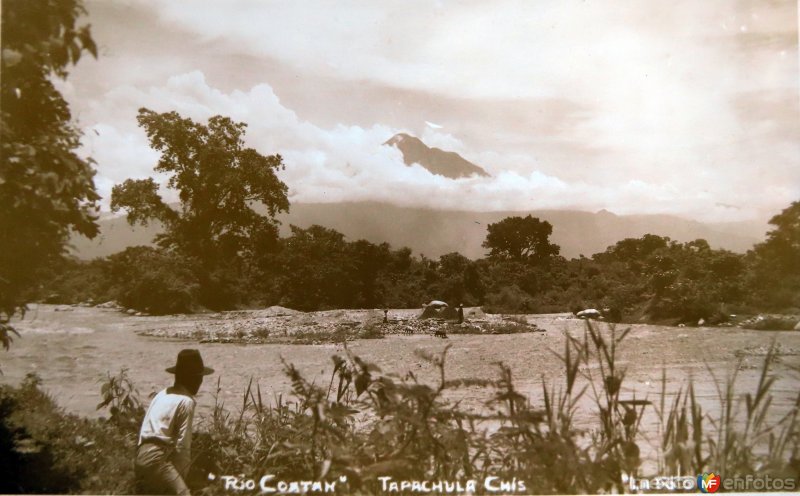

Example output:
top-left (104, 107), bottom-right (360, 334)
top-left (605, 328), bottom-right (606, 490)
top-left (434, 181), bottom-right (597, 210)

top-left (426, 300), bottom-right (449, 308)
top-left (698, 318), bottom-right (706, 326)
top-left (96, 300), bottom-right (122, 309)
top-left (794, 321), bottom-right (800, 331)
top-left (576, 309), bottom-right (601, 319)
top-left (126, 309), bottom-right (136, 315)
top-left (678, 323), bottom-right (686, 328)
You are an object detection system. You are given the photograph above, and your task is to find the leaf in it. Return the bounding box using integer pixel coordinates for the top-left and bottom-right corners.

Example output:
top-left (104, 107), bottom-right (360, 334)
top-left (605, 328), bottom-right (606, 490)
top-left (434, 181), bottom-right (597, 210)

top-left (319, 459), bottom-right (332, 480)
top-left (78, 27), bottom-right (97, 58)
top-left (355, 372), bottom-right (369, 397)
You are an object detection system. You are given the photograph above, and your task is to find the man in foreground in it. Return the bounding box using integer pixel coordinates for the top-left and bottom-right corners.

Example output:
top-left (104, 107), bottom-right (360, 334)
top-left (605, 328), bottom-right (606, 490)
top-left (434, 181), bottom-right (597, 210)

top-left (135, 349), bottom-right (214, 494)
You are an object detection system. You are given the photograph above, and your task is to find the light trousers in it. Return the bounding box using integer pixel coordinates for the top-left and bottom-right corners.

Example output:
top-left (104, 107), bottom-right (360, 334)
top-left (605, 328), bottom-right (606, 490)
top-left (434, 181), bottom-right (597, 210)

top-left (134, 442), bottom-right (190, 495)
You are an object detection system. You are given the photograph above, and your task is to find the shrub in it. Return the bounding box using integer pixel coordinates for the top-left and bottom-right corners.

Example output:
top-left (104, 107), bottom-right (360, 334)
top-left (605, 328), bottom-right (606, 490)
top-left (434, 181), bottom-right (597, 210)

top-left (357, 322), bottom-right (385, 339)
top-left (482, 285), bottom-right (536, 314)
top-left (107, 246), bottom-right (200, 314)
top-left (96, 368), bottom-right (146, 433)
top-left (0, 374), bottom-right (136, 494)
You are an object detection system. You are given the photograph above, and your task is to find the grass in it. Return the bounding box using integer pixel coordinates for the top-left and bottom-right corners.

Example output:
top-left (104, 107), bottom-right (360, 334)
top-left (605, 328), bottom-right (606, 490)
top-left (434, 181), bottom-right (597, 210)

top-left (1, 321), bottom-right (797, 494)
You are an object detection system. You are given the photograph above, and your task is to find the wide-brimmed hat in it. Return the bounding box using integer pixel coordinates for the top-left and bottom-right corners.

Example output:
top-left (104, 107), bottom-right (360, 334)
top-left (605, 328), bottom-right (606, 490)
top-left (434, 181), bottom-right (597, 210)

top-left (166, 349), bottom-right (214, 376)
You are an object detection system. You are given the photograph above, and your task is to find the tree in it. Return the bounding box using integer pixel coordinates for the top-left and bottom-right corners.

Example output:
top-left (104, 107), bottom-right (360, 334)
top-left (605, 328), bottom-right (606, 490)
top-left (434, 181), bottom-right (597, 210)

top-left (275, 225), bottom-right (355, 310)
top-left (482, 215), bottom-right (560, 263)
top-left (757, 200), bottom-right (800, 273)
top-left (747, 200), bottom-right (800, 309)
top-left (1, 0), bottom-right (99, 353)
top-left (107, 247), bottom-right (199, 315)
top-left (111, 109), bottom-right (289, 307)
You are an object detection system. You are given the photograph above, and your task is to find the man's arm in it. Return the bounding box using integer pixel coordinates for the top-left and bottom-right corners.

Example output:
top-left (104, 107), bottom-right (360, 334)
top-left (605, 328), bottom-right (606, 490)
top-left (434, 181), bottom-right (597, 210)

top-left (173, 398), bottom-right (195, 478)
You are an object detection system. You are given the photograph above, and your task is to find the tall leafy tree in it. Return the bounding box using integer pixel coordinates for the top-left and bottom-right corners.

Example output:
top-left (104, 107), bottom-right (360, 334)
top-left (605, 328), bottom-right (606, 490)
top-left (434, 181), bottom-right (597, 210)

top-left (275, 225), bottom-right (355, 310)
top-left (111, 109), bottom-right (289, 307)
top-left (1, 0), bottom-right (99, 352)
top-left (747, 200), bottom-right (800, 309)
top-left (756, 200), bottom-right (800, 273)
top-left (482, 215), bottom-right (560, 263)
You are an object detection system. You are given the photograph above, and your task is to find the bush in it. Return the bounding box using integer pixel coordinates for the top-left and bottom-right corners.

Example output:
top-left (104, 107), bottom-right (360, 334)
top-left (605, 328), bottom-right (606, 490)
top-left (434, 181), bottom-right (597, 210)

top-left (31, 258), bottom-right (112, 305)
top-left (357, 322), bottom-right (385, 339)
top-left (482, 285), bottom-right (536, 314)
top-left (107, 246), bottom-right (200, 314)
top-left (0, 374), bottom-right (136, 494)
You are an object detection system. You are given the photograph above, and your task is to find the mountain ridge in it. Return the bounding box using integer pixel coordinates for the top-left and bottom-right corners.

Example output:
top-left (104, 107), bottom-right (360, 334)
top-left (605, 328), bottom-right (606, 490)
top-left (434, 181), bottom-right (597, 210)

top-left (69, 201), bottom-right (768, 260)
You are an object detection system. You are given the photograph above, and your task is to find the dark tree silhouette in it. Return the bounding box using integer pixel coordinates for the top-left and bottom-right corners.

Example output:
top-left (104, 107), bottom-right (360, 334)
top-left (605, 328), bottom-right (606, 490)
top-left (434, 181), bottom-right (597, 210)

top-left (757, 200), bottom-right (800, 273)
top-left (111, 109), bottom-right (289, 309)
top-left (112, 109), bottom-right (289, 265)
top-left (482, 215), bottom-right (560, 263)
top-left (1, 0), bottom-right (99, 353)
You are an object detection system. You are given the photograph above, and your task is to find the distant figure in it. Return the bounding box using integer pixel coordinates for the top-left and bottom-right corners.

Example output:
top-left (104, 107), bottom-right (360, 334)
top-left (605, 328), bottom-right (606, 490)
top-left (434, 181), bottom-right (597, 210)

top-left (457, 303), bottom-right (464, 324)
top-left (434, 329), bottom-right (448, 338)
top-left (135, 349), bottom-right (214, 495)
top-left (383, 309), bottom-right (389, 324)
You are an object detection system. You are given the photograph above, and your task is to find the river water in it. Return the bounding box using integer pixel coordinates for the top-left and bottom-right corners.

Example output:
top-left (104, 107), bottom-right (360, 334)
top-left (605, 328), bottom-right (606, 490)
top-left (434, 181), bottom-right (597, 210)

top-left (2, 304), bottom-right (798, 473)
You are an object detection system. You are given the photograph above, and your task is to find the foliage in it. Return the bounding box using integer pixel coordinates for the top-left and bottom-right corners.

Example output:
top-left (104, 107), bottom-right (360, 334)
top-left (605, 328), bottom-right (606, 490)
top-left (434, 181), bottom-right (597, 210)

top-left (759, 200), bottom-right (800, 273)
top-left (482, 215), bottom-right (560, 264)
top-left (747, 201), bottom-right (800, 311)
top-left (0, 0), bottom-right (99, 354)
top-left (96, 368), bottom-right (146, 432)
top-left (31, 256), bottom-right (112, 305)
top-left (658, 343), bottom-right (800, 479)
top-left (35, 201), bottom-right (800, 322)
top-left (110, 109), bottom-right (289, 309)
top-left (0, 374), bottom-right (135, 493)
top-left (107, 246), bottom-right (200, 314)
top-left (262, 225), bottom-right (444, 311)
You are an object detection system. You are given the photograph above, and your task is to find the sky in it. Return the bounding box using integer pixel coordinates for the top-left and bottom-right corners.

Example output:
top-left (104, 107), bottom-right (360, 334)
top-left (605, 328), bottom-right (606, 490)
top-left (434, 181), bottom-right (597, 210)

top-left (59, 0), bottom-right (799, 222)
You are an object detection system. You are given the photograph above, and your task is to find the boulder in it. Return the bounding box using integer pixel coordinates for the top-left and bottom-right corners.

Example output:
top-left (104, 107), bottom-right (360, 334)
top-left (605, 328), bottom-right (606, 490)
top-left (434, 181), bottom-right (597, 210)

top-left (576, 309), bottom-right (602, 319)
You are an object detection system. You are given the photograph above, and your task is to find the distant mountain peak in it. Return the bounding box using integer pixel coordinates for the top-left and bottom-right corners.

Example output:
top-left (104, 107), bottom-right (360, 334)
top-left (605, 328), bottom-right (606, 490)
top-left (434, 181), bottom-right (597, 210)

top-left (384, 133), bottom-right (489, 179)
top-left (385, 133), bottom-right (410, 146)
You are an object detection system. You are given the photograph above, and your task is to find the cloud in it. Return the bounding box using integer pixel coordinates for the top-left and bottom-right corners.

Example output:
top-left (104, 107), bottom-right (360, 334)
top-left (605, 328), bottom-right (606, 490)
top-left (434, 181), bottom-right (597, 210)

top-left (73, 71), bottom-right (797, 222)
top-left (63, 0), bottom-right (798, 223)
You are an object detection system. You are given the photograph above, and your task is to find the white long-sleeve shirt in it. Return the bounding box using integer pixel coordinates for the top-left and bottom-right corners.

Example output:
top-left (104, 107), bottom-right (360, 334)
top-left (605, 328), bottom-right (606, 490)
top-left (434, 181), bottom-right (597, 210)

top-left (138, 387), bottom-right (196, 477)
